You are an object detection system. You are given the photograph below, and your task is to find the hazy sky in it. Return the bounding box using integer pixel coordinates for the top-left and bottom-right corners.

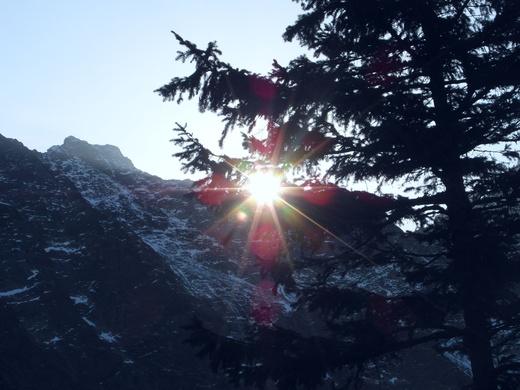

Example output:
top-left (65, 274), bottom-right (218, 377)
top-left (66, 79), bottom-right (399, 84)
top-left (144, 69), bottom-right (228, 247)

top-left (1, 1), bottom-right (306, 180)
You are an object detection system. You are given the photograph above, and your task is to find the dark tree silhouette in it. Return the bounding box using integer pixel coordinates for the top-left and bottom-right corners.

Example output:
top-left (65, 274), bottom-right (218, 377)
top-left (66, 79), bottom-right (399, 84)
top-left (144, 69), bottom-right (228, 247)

top-left (157, 1), bottom-right (520, 389)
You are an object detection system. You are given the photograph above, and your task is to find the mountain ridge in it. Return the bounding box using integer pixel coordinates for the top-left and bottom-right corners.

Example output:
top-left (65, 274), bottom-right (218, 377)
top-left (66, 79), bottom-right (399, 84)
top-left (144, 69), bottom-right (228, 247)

top-left (0, 134), bottom-right (467, 389)
top-left (0, 133), bottom-right (246, 389)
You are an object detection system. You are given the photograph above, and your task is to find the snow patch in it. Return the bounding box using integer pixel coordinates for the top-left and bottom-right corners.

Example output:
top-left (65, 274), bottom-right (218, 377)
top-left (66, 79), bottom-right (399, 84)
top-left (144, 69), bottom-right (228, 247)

top-left (70, 295), bottom-right (89, 305)
top-left (444, 351), bottom-right (472, 377)
top-left (43, 336), bottom-right (61, 345)
top-left (0, 285), bottom-right (31, 297)
top-left (82, 316), bottom-right (119, 343)
top-left (99, 332), bottom-right (118, 343)
top-left (82, 316), bottom-right (96, 327)
top-left (44, 241), bottom-right (84, 254)
top-left (8, 296), bottom-right (40, 305)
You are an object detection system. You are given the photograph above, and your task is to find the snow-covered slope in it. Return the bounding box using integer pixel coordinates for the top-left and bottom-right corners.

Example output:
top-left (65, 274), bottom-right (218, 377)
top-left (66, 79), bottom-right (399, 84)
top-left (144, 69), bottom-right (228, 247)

top-left (45, 136), bottom-right (256, 321)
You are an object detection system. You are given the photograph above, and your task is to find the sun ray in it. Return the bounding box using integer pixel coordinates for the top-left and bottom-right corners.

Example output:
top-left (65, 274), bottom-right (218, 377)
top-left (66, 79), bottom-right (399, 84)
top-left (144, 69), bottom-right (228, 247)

top-left (194, 156), bottom-right (377, 284)
top-left (267, 202), bottom-right (295, 272)
top-left (276, 197), bottom-right (379, 266)
top-left (195, 161), bottom-right (452, 328)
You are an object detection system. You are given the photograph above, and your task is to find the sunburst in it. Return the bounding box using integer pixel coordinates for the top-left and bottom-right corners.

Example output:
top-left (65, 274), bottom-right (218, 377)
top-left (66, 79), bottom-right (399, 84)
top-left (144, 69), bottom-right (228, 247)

top-left (245, 170), bottom-right (282, 204)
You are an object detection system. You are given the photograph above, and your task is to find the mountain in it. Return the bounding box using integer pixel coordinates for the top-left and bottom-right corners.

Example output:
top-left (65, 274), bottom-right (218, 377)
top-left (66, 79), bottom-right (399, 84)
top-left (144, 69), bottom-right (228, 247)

top-left (0, 134), bottom-right (255, 389)
top-left (0, 134), bottom-right (467, 389)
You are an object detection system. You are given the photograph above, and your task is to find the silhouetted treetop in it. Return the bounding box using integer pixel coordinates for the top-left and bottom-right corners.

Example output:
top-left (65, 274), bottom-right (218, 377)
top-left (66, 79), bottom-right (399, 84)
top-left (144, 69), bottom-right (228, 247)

top-left (158, 1), bottom-right (520, 389)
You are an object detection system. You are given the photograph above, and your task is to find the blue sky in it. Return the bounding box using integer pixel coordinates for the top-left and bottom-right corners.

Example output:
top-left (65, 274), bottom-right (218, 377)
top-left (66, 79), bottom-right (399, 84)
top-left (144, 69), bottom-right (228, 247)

top-left (0, 1), bottom-right (305, 179)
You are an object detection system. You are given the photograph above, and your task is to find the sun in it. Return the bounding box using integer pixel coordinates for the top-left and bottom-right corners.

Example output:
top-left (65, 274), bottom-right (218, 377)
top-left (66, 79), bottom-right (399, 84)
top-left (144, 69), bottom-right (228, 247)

top-left (245, 171), bottom-right (282, 204)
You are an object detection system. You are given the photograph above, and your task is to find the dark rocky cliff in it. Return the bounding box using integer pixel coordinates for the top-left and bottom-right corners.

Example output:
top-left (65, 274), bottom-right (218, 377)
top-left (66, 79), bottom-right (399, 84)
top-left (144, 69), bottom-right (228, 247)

top-left (0, 134), bottom-right (246, 389)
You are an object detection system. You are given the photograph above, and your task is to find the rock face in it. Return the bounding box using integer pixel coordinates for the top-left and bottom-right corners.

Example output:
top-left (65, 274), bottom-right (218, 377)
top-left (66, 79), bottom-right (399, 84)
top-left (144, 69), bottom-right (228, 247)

top-left (0, 134), bottom-right (252, 389)
top-left (0, 134), bottom-right (468, 389)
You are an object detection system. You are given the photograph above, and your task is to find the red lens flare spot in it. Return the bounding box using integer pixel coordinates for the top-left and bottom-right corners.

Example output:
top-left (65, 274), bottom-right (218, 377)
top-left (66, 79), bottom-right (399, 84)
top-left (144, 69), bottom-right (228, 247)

top-left (249, 76), bottom-right (278, 99)
top-left (250, 279), bottom-right (280, 325)
top-left (250, 223), bottom-right (281, 264)
top-left (303, 227), bottom-right (331, 253)
top-left (302, 184), bottom-right (338, 206)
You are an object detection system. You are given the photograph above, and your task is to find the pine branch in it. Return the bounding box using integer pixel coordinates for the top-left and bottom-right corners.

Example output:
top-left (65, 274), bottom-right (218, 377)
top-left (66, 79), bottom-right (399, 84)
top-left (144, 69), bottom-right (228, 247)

top-left (170, 123), bottom-right (219, 174)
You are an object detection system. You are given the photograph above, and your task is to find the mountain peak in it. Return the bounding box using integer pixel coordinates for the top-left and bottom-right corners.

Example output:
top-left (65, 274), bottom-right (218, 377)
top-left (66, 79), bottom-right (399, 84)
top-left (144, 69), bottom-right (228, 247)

top-left (63, 135), bottom-right (83, 144)
top-left (49, 136), bottom-right (137, 175)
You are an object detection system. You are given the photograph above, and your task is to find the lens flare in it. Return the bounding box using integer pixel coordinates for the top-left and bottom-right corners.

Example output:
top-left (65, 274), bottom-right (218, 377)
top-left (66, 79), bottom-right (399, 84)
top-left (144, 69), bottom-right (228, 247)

top-left (246, 171), bottom-right (281, 204)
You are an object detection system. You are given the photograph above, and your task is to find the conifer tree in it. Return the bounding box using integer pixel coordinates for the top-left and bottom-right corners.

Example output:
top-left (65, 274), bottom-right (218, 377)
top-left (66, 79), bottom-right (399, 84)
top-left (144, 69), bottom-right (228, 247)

top-left (157, 1), bottom-right (520, 388)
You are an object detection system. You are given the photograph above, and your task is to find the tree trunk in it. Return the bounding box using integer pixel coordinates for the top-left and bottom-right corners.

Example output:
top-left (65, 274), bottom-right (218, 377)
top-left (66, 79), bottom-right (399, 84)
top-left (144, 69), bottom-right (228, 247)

top-left (443, 171), bottom-right (496, 390)
top-left (463, 302), bottom-right (496, 390)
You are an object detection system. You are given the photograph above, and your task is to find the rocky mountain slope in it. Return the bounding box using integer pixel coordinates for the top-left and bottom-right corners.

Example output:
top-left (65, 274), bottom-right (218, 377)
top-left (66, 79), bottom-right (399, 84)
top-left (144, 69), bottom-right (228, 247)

top-left (0, 134), bottom-right (260, 389)
top-left (0, 134), bottom-right (467, 389)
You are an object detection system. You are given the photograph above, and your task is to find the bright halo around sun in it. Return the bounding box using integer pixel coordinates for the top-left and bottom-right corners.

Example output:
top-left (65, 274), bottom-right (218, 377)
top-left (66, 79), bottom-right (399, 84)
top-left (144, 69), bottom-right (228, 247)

top-left (246, 171), bottom-right (282, 204)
